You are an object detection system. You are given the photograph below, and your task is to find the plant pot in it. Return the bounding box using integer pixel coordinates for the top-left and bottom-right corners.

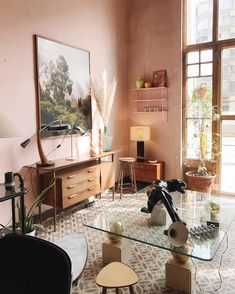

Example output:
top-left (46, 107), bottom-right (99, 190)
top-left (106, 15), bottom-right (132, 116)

top-left (186, 171), bottom-right (216, 194)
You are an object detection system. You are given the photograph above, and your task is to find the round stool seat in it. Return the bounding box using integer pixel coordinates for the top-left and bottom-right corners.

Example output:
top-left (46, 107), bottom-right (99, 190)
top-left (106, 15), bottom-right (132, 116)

top-left (119, 157), bottom-right (136, 163)
top-left (96, 262), bottom-right (139, 290)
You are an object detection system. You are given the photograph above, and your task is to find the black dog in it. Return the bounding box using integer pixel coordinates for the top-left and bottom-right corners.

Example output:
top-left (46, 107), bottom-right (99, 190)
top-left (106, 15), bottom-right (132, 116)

top-left (141, 179), bottom-right (187, 218)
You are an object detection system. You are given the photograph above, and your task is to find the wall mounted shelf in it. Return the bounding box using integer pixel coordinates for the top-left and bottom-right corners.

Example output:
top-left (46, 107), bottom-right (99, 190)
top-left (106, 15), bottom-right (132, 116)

top-left (131, 86), bottom-right (168, 120)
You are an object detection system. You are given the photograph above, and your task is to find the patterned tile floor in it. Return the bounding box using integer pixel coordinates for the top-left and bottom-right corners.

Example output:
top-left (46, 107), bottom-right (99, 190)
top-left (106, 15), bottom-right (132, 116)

top-left (38, 190), bottom-right (235, 294)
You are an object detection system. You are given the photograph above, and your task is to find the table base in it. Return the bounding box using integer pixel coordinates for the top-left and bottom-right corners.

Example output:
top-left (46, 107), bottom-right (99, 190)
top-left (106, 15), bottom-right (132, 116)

top-left (165, 258), bottom-right (192, 294)
top-left (102, 238), bottom-right (132, 264)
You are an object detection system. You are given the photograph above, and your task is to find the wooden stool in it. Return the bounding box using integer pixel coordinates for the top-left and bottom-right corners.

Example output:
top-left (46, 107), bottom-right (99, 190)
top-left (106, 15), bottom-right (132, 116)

top-left (96, 262), bottom-right (139, 293)
top-left (117, 157), bottom-right (137, 198)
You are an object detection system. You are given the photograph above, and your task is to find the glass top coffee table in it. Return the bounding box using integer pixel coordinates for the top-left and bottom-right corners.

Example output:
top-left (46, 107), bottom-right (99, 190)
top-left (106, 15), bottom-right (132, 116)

top-left (83, 190), bottom-right (235, 261)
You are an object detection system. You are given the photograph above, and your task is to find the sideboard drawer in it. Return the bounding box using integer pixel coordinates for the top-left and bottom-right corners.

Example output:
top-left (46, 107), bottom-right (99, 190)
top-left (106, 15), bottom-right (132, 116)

top-left (63, 184), bottom-right (100, 208)
top-left (62, 176), bottom-right (100, 197)
top-left (61, 165), bottom-right (100, 187)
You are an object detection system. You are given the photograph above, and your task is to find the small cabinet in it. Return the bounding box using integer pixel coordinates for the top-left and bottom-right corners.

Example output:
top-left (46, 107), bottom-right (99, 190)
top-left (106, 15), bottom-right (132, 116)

top-left (132, 87), bottom-right (168, 120)
top-left (134, 161), bottom-right (165, 183)
top-left (40, 162), bottom-right (101, 209)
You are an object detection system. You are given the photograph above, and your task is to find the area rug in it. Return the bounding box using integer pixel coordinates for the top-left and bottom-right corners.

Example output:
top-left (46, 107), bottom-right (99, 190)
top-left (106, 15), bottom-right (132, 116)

top-left (38, 190), bottom-right (235, 294)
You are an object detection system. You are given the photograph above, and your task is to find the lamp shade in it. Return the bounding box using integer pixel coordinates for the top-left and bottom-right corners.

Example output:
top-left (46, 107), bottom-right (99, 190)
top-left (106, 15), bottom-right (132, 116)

top-left (130, 126), bottom-right (150, 142)
top-left (0, 114), bottom-right (19, 138)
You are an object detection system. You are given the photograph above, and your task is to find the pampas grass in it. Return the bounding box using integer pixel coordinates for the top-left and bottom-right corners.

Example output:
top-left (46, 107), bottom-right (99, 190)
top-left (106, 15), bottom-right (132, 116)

top-left (91, 72), bottom-right (117, 127)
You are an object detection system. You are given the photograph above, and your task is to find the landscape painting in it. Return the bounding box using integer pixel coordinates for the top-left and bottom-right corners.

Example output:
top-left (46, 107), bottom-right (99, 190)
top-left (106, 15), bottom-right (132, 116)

top-left (35, 36), bottom-right (91, 136)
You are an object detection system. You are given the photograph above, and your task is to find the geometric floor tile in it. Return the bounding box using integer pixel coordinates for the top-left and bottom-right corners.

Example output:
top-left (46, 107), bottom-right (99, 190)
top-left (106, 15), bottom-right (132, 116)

top-left (38, 190), bottom-right (235, 294)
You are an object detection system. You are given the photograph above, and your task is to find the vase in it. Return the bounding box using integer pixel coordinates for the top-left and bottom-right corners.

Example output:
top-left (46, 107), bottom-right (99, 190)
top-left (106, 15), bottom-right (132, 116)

top-left (103, 127), bottom-right (113, 152)
top-left (89, 129), bottom-right (97, 157)
top-left (135, 77), bottom-right (144, 89)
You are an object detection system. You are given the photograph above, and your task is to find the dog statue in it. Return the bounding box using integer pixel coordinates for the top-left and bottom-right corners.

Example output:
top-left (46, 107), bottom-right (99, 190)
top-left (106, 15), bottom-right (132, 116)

top-left (141, 179), bottom-right (187, 223)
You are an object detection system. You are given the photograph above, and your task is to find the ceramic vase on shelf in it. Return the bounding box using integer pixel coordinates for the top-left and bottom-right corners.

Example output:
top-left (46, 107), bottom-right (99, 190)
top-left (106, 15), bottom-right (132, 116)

top-left (102, 126), bottom-right (113, 152)
top-left (135, 77), bottom-right (144, 89)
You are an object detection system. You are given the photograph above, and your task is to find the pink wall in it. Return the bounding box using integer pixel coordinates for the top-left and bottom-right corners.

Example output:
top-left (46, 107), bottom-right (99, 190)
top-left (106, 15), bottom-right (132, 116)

top-left (127, 0), bottom-right (182, 179)
top-left (0, 0), bottom-right (183, 225)
top-left (0, 0), bottom-right (129, 224)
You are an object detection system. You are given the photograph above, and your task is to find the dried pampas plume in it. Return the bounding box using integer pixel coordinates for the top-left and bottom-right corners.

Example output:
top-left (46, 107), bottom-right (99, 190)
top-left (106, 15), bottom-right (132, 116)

top-left (91, 73), bottom-right (117, 127)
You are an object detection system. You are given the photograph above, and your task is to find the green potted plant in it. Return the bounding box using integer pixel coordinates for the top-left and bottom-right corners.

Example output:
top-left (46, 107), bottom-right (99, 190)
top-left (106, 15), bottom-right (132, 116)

top-left (185, 84), bottom-right (220, 193)
top-left (17, 179), bottom-right (55, 235)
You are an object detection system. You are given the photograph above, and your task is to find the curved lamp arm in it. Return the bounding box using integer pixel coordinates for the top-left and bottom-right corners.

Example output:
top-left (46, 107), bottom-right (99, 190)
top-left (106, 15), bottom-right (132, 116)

top-left (20, 120), bottom-right (62, 167)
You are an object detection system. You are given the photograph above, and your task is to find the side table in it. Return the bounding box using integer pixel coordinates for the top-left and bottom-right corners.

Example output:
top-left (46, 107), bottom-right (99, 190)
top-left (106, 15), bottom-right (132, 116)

top-left (134, 161), bottom-right (165, 183)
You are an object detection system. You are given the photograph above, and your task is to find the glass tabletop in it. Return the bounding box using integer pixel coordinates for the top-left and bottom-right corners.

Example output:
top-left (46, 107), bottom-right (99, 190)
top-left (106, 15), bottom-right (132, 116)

top-left (83, 190), bottom-right (235, 261)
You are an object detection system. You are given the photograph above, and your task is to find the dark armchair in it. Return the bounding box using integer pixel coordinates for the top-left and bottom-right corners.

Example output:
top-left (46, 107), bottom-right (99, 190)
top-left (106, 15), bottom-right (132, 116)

top-left (0, 233), bottom-right (72, 294)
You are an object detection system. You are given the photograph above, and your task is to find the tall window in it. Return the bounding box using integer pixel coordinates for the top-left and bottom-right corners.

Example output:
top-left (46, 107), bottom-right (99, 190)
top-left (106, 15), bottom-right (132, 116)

top-left (184, 0), bottom-right (235, 192)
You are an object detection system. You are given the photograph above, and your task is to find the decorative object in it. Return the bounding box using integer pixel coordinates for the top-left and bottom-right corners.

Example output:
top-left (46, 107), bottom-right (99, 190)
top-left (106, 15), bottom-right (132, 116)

top-left (98, 129), bottom-right (103, 154)
top-left (130, 126), bottom-right (150, 161)
top-left (185, 83), bottom-right (219, 193)
top-left (35, 35), bottom-right (92, 138)
top-left (144, 81), bottom-right (152, 88)
top-left (20, 120), bottom-right (67, 167)
top-left (170, 244), bottom-right (190, 263)
top-left (102, 126), bottom-right (113, 152)
top-left (66, 125), bottom-right (85, 161)
top-left (89, 129), bottom-right (97, 157)
top-left (135, 77), bottom-right (145, 88)
top-left (17, 178), bottom-right (55, 234)
top-left (4, 172), bottom-right (16, 191)
top-left (141, 179), bottom-right (188, 247)
top-left (91, 72), bottom-right (116, 152)
top-left (107, 221), bottom-right (124, 243)
top-left (150, 203), bottom-right (166, 225)
top-left (153, 70), bottom-right (167, 87)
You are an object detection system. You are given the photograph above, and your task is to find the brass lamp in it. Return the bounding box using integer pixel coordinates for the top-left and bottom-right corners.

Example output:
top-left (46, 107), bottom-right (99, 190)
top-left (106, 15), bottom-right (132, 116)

top-left (130, 126), bottom-right (150, 162)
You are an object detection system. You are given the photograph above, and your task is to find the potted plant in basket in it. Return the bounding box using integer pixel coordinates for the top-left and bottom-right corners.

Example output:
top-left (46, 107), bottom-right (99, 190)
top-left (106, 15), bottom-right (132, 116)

top-left (185, 84), bottom-right (220, 193)
top-left (17, 178), bottom-right (55, 235)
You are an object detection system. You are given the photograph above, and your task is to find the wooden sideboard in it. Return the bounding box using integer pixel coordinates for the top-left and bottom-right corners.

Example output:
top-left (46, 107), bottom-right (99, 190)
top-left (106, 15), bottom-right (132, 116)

top-left (134, 161), bottom-right (165, 183)
top-left (25, 150), bottom-right (119, 230)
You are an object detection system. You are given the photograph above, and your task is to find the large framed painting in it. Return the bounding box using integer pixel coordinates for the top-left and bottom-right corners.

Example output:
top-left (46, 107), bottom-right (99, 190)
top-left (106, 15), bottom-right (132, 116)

top-left (35, 35), bottom-right (91, 136)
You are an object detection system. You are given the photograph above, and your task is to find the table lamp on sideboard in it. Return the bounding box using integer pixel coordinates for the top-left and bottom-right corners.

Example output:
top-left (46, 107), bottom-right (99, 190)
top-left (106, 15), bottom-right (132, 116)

top-left (130, 126), bottom-right (150, 162)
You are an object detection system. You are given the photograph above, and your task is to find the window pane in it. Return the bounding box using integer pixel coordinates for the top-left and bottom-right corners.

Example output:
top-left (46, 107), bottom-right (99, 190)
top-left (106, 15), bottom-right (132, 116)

top-left (221, 120), bottom-right (235, 192)
top-left (200, 63), bottom-right (212, 76)
top-left (187, 0), bottom-right (213, 45)
top-left (186, 119), bottom-right (212, 159)
top-left (201, 50), bottom-right (213, 62)
top-left (187, 64), bottom-right (199, 77)
top-left (218, 0), bottom-right (235, 40)
top-left (187, 51), bottom-right (199, 64)
top-left (221, 47), bottom-right (235, 115)
top-left (186, 77), bottom-right (213, 159)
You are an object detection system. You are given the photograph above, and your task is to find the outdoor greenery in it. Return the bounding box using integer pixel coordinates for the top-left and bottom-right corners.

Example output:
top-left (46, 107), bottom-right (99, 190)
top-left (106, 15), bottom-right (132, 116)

top-left (40, 55), bottom-right (91, 131)
top-left (187, 84), bottom-right (220, 175)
